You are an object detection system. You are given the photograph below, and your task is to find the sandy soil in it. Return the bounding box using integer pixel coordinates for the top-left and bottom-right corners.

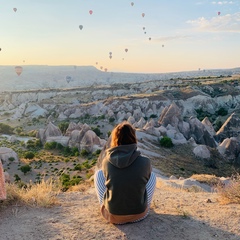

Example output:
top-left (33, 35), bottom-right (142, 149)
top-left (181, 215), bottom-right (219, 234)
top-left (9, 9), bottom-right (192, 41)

top-left (0, 177), bottom-right (240, 240)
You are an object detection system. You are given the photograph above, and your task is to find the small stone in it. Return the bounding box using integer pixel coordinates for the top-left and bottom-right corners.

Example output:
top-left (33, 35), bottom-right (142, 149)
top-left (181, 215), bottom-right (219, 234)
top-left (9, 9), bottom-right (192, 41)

top-left (206, 199), bottom-right (212, 203)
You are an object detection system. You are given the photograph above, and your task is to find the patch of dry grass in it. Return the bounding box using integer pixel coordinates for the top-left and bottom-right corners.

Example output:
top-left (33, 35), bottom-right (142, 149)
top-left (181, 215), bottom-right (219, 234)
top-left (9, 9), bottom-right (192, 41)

top-left (190, 174), bottom-right (221, 186)
top-left (2, 178), bottom-right (60, 208)
top-left (217, 173), bottom-right (240, 204)
top-left (68, 179), bottom-right (93, 192)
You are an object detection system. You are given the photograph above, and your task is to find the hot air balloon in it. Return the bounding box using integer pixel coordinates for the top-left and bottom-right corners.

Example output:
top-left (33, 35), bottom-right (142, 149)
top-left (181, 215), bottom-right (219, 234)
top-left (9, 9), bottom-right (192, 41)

top-left (109, 55), bottom-right (112, 59)
top-left (79, 25), bottom-right (83, 30)
top-left (149, 37), bottom-right (151, 41)
top-left (143, 27), bottom-right (145, 30)
top-left (15, 66), bottom-right (22, 76)
top-left (131, 2), bottom-right (134, 6)
top-left (142, 13), bottom-right (145, 17)
top-left (104, 68), bottom-right (108, 72)
top-left (109, 52), bottom-right (112, 55)
top-left (125, 48), bottom-right (128, 53)
top-left (218, 11), bottom-right (221, 15)
top-left (162, 44), bottom-right (164, 47)
top-left (13, 8), bottom-right (17, 12)
top-left (66, 76), bottom-right (72, 83)
top-left (89, 10), bottom-right (93, 15)
top-left (96, 62), bottom-right (98, 65)
top-left (100, 66), bottom-right (103, 70)
top-left (144, 31), bottom-right (146, 34)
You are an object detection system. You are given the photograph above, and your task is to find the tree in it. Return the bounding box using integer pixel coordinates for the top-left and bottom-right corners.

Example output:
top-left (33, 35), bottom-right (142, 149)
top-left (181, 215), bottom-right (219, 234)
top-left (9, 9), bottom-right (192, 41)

top-left (14, 174), bottom-right (21, 182)
top-left (24, 151), bottom-right (35, 159)
top-left (92, 127), bottom-right (101, 137)
top-left (0, 123), bottom-right (14, 134)
top-left (20, 164), bottom-right (32, 175)
top-left (58, 122), bottom-right (69, 134)
top-left (159, 136), bottom-right (173, 148)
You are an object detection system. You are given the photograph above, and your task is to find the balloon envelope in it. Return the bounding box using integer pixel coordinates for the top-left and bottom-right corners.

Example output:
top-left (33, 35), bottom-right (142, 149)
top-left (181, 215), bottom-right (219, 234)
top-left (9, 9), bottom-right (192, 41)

top-left (131, 2), bottom-right (134, 6)
top-left (89, 10), bottom-right (93, 15)
top-left (15, 66), bottom-right (22, 76)
top-left (125, 48), bottom-right (128, 52)
top-left (142, 13), bottom-right (145, 17)
top-left (66, 76), bottom-right (72, 83)
top-left (13, 8), bottom-right (17, 12)
top-left (218, 11), bottom-right (221, 15)
top-left (79, 25), bottom-right (83, 30)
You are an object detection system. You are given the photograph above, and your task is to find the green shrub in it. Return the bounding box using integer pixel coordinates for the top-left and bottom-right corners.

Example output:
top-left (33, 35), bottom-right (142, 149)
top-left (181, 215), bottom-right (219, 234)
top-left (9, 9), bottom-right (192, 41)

top-left (80, 149), bottom-right (89, 157)
top-left (56, 143), bottom-right (64, 150)
top-left (82, 160), bottom-right (91, 169)
top-left (0, 123), bottom-right (14, 134)
top-left (14, 174), bottom-right (21, 182)
top-left (73, 164), bottom-right (82, 171)
top-left (24, 151), bottom-right (35, 159)
top-left (214, 120), bottom-right (223, 132)
top-left (159, 136), bottom-right (173, 148)
top-left (216, 107), bottom-right (228, 116)
top-left (26, 140), bottom-right (35, 149)
top-left (60, 173), bottom-right (82, 191)
top-left (20, 164), bottom-right (32, 175)
top-left (44, 141), bottom-right (57, 150)
top-left (58, 122), bottom-right (69, 134)
top-left (94, 149), bottom-right (101, 155)
top-left (9, 157), bottom-right (15, 162)
top-left (149, 114), bottom-right (158, 118)
top-left (109, 117), bottom-right (115, 123)
top-left (71, 147), bottom-right (79, 156)
top-left (92, 127), bottom-right (102, 137)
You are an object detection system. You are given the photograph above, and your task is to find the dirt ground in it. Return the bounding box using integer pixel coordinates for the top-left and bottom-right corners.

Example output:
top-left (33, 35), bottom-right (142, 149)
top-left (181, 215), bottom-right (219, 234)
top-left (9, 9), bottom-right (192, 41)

top-left (0, 177), bottom-right (240, 240)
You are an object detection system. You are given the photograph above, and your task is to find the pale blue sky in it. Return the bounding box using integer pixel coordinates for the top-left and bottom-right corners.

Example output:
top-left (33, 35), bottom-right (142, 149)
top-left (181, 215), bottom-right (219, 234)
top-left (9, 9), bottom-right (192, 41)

top-left (0, 0), bottom-right (239, 73)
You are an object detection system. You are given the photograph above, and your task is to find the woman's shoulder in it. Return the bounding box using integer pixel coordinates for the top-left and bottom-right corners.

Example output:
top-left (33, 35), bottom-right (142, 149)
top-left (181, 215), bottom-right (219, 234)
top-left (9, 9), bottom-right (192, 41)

top-left (137, 154), bottom-right (151, 164)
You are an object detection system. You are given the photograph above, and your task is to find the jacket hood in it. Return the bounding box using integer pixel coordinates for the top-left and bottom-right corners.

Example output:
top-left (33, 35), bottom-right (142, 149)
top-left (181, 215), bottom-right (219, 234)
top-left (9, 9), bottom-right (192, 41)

top-left (105, 143), bottom-right (140, 168)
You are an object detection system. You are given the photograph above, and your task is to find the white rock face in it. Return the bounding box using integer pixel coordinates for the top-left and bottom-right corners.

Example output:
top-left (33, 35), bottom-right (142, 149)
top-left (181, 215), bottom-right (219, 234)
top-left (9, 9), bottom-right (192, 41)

top-left (193, 145), bottom-right (210, 159)
top-left (25, 103), bottom-right (47, 118)
top-left (202, 117), bottom-right (216, 137)
top-left (0, 147), bottom-right (19, 164)
top-left (166, 129), bottom-right (187, 145)
top-left (217, 137), bottom-right (240, 160)
top-left (133, 117), bottom-right (146, 129)
top-left (127, 116), bottom-right (135, 125)
top-left (80, 130), bottom-right (102, 152)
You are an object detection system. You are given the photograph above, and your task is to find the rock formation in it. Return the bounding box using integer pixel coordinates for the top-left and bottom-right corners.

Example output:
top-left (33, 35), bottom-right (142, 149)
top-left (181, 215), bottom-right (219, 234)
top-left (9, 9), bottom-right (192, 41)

top-left (0, 147), bottom-right (19, 164)
top-left (215, 113), bottom-right (240, 143)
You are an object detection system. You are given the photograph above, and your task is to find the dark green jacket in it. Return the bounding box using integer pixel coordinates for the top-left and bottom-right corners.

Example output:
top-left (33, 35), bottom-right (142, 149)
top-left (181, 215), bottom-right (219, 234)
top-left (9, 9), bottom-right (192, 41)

top-left (102, 143), bottom-right (151, 215)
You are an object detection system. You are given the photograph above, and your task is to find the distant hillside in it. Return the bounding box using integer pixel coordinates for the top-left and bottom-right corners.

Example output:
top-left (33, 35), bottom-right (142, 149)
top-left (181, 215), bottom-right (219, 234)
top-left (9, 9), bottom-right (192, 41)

top-left (0, 65), bottom-right (239, 91)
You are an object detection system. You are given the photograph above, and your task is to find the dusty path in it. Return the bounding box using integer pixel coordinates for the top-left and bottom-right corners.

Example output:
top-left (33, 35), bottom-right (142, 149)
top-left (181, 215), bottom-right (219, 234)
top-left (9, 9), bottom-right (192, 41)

top-left (0, 179), bottom-right (240, 240)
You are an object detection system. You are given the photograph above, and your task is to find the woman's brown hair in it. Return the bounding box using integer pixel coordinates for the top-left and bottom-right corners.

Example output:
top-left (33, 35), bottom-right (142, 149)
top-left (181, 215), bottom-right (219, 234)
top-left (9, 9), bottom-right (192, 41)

top-left (110, 121), bottom-right (137, 147)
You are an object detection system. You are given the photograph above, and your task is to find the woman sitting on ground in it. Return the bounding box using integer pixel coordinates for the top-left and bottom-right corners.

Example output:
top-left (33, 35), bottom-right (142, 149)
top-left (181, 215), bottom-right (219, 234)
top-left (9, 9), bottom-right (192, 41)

top-left (94, 121), bottom-right (156, 224)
